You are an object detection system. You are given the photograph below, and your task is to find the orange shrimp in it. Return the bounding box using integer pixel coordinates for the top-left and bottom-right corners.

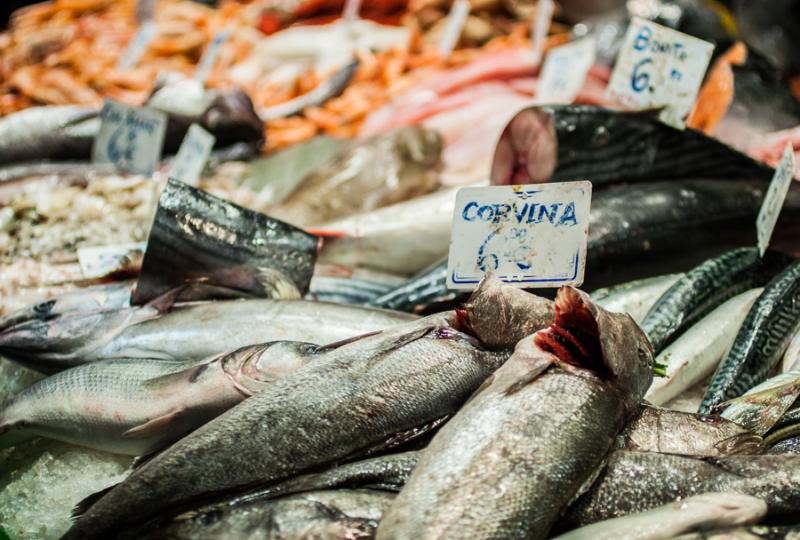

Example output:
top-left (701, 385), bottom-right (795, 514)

top-left (687, 41), bottom-right (747, 133)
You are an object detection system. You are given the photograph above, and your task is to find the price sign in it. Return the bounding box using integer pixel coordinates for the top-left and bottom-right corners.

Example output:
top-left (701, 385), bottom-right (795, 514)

top-left (537, 36), bottom-right (596, 104)
top-left (168, 124), bottom-right (216, 186)
top-left (117, 20), bottom-right (157, 70)
top-left (194, 31), bottom-right (230, 84)
top-left (757, 144), bottom-right (796, 256)
top-left (92, 99), bottom-right (167, 175)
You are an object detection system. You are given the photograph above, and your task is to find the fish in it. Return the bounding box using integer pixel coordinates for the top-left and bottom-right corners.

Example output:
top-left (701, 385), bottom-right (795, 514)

top-left (62, 311), bottom-right (507, 539)
top-left (376, 286), bottom-right (653, 539)
top-left (767, 436), bottom-right (800, 454)
top-left (592, 273), bottom-right (683, 324)
top-left (307, 275), bottom-right (399, 305)
top-left (490, 106), bottom-right (775, 186)
top-left (783, 329), bottom-right (800, 372)
top-left (674, 524), bottom-right (800, 539)
top-left (646, 289), bottom-right (762, 406)
top-left (258, 59), bottom-right (359, 121)
top-left (0, 341), bottom-right (318, 455)
top-left (701, 260), bottom-right (800, 413)
top-left (369, 258), bottom-right (457, 314)
top-left (617, 405), bottom-right (763, 457)
top-left (640, 248), bottom-right (792, 354)
top-left (0, 280), bottom-right (134, 332)
top-left (719, 370), bottom-right (800, 436)
top-left (553, 493), bottom-right (766, 540)
top-left (0, 299), bottom-right (416, 372)
top-left (269, 126), bottom-right (442, 227)
top-left (0, 80), bottom-right (263, 167)
top-left (561, 451), bottom-right (800, 528)
top-left (132, 178), bottom-right (318, 305)
top-left (316, 187), bottom-right (459, 276)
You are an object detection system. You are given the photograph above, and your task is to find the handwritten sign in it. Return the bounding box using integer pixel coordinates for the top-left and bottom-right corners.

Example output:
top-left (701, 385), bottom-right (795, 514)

top-left (168, 124), bottom-right (216, 186)
top-left (757, 144), bottom-right (796, 256)
top-left (446, 182), bottom-right (591, 290)
top-left (537, 36), bottom-right (596, 104)
top-left (78, 242), bottom-right (146, 279)
top-left (531, 0), bottom-right (554, 67)
top-left (607, 17), bottom-right (713, 128)
top-left (117, 20), bottom-right (157, 70)
top-left (438, 0), bottom-right (470, 56)
top-left (92, 99), bottom-right (167, 175)
top-left (194, 30), bottom-right (230, 84)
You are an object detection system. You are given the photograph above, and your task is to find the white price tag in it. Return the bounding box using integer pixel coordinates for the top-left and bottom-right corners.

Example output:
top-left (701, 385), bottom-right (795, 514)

top-left (446, 182), bottom-right (591, 290)
top-left (531, 0), bottom-right (554, 67)
top-left (168, 124), bottom-right (216, 186)
top-left (117, 20), bottom-right (157, 70)
top-left (194, 30), bottom-right (230, 84)
top-left (757, 144), bottom-right (796, 256)
top-left (537, 36), bottom-right (596, 104)
top-left (438, 0), bottom-right (470, 57)
top-left (606, 17), bottom-right (714, 128)
top-left (92, 99), bottom-right (167, 175)
top-left (78, 243), bottom-right (147, 279)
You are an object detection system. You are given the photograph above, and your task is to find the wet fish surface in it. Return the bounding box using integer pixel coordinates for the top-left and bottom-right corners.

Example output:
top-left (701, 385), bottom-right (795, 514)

top-left (377, 286), bottom-right (653, 539)
top-left (62, 311), bottom-right (507, 539)
top-left (592, 273), bottom-right (683, 323)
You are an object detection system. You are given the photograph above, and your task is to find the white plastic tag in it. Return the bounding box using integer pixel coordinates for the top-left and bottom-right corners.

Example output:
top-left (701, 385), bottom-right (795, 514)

top-left (117, 20), bottom-right (157, 70)
top-left (194, 30), bottom-right (230, 84)
top-left (168, 124), bottom-right (216, 186)
top-left (438, 0), bottom-right (470, 57)
top-left (78, 243), bottom-right (147, 279)
top-left (136, 0), bottom-right (156, 23)
top-left (446, 181), bottom-right (592, 290)
top-left (606, 17), bottom-right (713, 128)
top-left (757, 144), bottom-right (796, 256)
top-left (92, 99), bottom-right (167, 175)
top-left (537, 36), bottom-right (596, 104)
top-left (531, 0), bottom-right (554, 67)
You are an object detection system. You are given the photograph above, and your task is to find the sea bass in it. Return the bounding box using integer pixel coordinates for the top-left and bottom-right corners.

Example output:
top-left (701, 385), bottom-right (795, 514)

top-left (0, 299), bottom-right (416, 372)
top-left (377, 286), bottom-right (653, 540)
top-left (63, 311), bottom-right (506, 539)
top-left (0, 341), bottom-right (318, 455)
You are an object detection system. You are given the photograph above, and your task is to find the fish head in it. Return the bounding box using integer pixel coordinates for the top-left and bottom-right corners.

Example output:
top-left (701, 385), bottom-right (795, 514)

top-left (223, 341), bottom-right (317, 391)
top-left (461, 275), bottom-right (554, 350)
top-left (202, 90), bottom-right (264, 149)
top-left (534, 286), bottom-right (654, 408)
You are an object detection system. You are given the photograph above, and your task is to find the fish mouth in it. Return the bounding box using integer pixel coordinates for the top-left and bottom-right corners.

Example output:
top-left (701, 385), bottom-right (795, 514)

top-left (533, 287), bottom-right (607, 376)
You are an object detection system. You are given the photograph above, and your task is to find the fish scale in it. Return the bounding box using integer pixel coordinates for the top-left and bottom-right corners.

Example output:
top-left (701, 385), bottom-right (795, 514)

top-left (640, 248), bottom-right (792, 354)
top-left (700, 259), bottom-right (800, 414)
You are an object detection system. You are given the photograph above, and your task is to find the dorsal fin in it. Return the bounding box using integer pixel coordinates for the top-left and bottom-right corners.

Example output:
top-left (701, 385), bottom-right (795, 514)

top-left (72, 484), bottom-right (116, 519)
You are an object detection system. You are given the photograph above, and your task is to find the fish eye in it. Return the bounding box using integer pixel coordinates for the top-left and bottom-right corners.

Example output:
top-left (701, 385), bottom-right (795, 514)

top-left (637, 345), bottom-right (650, 363)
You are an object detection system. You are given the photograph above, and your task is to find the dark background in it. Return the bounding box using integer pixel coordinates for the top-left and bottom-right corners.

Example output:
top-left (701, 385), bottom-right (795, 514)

top-left (1, 0), bottom-right (36, 27)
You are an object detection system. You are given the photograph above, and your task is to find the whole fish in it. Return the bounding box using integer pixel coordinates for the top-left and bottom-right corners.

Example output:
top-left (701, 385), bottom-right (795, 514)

top-left (592, 273), bottom-right (683, 323)
top-left (0, 280), bottom-right (133, 332)
top-left (269, 126), bottom-right (441, 228)
top-left (317, 188), bottom-right (458, 276)
top-left (307, 275), bottom-right (397, 305)
top-left (553, 493), bottom-right (767, 540)
top-left (646, 289), bottom-right (762, 406)
top-left (0, 106), bottom-right (98, 165)
top-left (0, 341), bottom-right (318, 455)
top-left (135, 489), bottom-right (393, 540)
top-left (720, 370), bottom-right (800, 435)
top-left (641, 248), bottom-right (791, 353)
top-left (376, 286), bottom-right (653, 539)
top-left (0, 299), bottom-right (416, 372)
top-left (490, 106), bottom-right (774, 186)
top-left (63, 311), bottom-right (507, 539)
top-left (701, 260), bottom-right (800, 413)
top-left (562, 451), bottom-right (800, 527)
top-left (617, 405), bottom-right (763, 457)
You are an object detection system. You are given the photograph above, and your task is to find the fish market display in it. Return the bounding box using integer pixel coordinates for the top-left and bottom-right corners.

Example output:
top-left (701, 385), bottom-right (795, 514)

top-left (5, 1), bottom-right (800, 539)
top-left (377, 286), bottom-right (653, 539)
top-left (701, 260), bottom-right (800, 413)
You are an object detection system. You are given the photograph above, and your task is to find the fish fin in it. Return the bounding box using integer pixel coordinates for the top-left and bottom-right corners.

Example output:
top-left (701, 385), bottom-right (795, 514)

top-left (353, 415), bottom-right (451, 458)
top-left (714, 433), bottom-right (764, 456)
top-left (142, 284), bottom-right (189, 314)
top-left (142, 360), bottom-right (214, 390)
top-left (313, 330), bottom-right (384, 353)
top-left (463, 374), bottom-right (495, 406)
top-left (122, 409), bottom-right (184, 438)
top-left (305, 229), bottom-right (348, 239)
top-left (72, 484), bottom-right (116, 519)
top-left (130, 449), bottom-right (161, 470)
top-left (504, 357), bottom-right (552, 395)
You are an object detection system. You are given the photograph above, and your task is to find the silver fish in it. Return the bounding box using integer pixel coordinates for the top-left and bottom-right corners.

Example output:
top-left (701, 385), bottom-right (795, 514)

top-left (0, 341), bottom-right (317, 455)
top-left (553, 493), bottom-right (766, 540)
top-left (720, 370), bottom-right (800, 436)
top-left (376, 286), bottom-right (653, 539)
top-left (563, 451), bottom-right (800, 527)
top-left (591, 273), bottom-right (683, 324)
top-left (617, 405), bottom-right (763, 457)
top-left (0, 106), bottom-right (98, 165)
top-left (62, 311), bottom-right (506, 539)
top-left (0, 299), bottom-right (416, 372)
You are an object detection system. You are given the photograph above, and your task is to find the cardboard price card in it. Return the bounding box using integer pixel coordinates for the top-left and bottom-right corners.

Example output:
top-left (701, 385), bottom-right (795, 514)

top-left (446, 182), bottom-right (591, 290)
top-left (607, 17), bottom-right (714, 128)
top-left (92, 99), bottom-right (167, 175)
top-left (168, 124), bottom-right (216, 186)
top-left (537, 36), bottom-right (596, 104)
top-left (757, 144), bottom-right (796, 256)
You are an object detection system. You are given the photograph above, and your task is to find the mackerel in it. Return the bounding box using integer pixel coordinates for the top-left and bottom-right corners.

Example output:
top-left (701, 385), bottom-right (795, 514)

top-left (701, 260), bottom-right (800, 413)
top-left (592, 273), bottom-right (683, 323)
